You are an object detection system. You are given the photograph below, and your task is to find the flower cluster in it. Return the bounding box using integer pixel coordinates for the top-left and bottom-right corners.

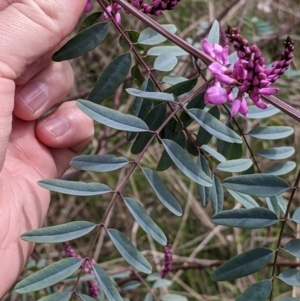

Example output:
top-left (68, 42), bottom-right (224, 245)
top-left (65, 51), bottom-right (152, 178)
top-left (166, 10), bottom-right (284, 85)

top-left (85, 0), bottom-right (181, 24)
top-left (63, 243), bottom-right (100, 297)
top-left (84, 0), bottom-right (93, 13)
top-left (160, 241), bottom-right (173, 278)
top-left (202, 26), bottom-right (294, 116)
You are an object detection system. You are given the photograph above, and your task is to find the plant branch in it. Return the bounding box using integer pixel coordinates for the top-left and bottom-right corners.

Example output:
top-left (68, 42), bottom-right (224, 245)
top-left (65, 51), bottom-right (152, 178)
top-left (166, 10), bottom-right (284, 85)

top-left (270, 169), bottom-right (300, 301)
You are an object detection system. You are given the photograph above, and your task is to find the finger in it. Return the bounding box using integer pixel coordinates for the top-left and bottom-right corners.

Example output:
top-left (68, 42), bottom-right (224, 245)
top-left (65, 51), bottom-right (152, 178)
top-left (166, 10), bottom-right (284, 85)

top-left (0, 0), bottom-right (86, 79)
top-left (0, 0), bottom-right (86, 170)
top-left (35, 101), bottom-right (94, 174)
top-left (14, 61), bottom-right (74, 120)
top-left (15, 38), bottom-right (68, 86)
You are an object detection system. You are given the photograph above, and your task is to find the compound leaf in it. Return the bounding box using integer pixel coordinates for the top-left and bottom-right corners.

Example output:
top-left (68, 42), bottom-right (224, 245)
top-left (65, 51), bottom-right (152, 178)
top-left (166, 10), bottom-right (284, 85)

top-left (142, 168), bottom-right (182, 216)
top-left (124, 197), bottom-right (167, 245)
top-left (21, 221), bottom-right (96, 243)
top-left (88, 52), bottom-right (131, 103)
top-left (108, 229), bottom-right (152, 274)
top-left (92, 264), bottom-right (123, 301)
top-left (212, 207), bottom-right (278, 228)
top-left (14, 258), bottom-right (82, 293)
top-left (212, 248), bottom-right (273, 281)
top-left (162, 139), bottom-right (212, 187)
top-left (77, 100), bottom-right (148, 132)
top-left (222, 174), bottom-right (290, 197)
top-left (38, 179), bottom-right (112, 196)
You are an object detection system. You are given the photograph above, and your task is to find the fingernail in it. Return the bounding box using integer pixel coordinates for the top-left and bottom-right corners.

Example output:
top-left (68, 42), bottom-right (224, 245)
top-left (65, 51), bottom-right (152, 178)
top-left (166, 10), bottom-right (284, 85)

top-left (43, 116), bottom-right (69, 137)
top-left (17, 82), bottom-right (49, 113)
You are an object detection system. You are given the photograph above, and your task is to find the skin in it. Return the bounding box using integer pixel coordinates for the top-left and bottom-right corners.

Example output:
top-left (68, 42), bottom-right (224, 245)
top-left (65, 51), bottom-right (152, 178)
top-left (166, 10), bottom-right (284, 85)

top-left (0, 0), bottom-right (94, 296)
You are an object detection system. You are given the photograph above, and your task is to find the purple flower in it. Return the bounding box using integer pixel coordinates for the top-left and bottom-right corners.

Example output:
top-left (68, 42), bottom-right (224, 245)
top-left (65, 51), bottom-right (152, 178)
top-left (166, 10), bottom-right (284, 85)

top-left (84, 0), bottom-right (93, 13)
top-left (204, 82), bottom-right (228, 105)
top-left (201, 27), bottom-right (294, 116)
top-left (202, 38), bottom-right (229, 65)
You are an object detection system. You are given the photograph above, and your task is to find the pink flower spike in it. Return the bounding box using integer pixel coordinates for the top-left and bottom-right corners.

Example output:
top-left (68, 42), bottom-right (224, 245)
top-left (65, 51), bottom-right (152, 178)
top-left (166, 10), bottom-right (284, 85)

top-left (239, 97), bottom-right (249, 116)
top-left (208, 62), bottom-right (227, 75)
top-left (255, 99), bottom-right (269, 109)
top-left (214, 73), bottom-right (236, 85)
top-left (221, 45), bottom-right (230, 65)
top-left (230, 99), bottom-right (241, 117)
top-left (202, 38), bottom-right (215, 58)
top-left (204, 82), bottom-right (228, 105)
top-left (84, 0), bottom-right (93, 13)
top-left (115, 12), bottom-right (121, 24)
top-left (259, 87), bottom-right (279, 95)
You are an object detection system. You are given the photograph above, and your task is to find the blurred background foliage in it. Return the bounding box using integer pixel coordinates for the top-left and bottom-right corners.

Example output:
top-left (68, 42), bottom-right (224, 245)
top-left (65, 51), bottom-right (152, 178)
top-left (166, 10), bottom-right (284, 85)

top-left (7, 0), bottom-right (300, 300)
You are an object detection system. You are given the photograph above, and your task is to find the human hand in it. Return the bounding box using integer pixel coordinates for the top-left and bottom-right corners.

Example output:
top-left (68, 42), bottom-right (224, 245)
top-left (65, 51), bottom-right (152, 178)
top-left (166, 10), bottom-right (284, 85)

top-left (0, 1), bottom-right (94, 296)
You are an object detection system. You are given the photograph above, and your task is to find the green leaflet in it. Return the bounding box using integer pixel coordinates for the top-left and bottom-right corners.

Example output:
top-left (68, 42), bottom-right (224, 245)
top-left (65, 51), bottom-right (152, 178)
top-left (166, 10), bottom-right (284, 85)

top-left (222, 174), bottom-right (290, 197)
top-left (212, 207), bottom-right (278, 228)
top-left (258, 146), bottom-right (295, 160)
top-left (92, 264), bottom-right (123, 301)
top-left (142, 168), bottom-right (182, 216)
top-left (38, 292), bottom-right (71, 301)
top-left (123, 197), bottom-right (167, 245)
top-left (21, 221), bottom-right (96, 243)
top-left (211, 176), bottom-right (223, 215)
top-left (38, 179), bottom-right (112, 196)
top-left (162, 139), bottom-right (212, 187)
top-left (108, 229), bottom-right (152, 274)
top-left (52, 22), bottom-right (108, 61)
top-left (235, 280), bottom-right (272, 301)
top-left (70, 155), bottom-right (129, 172)
top-left (197, 155), bottom-right (211, 207)
top-left (77, 100), bottom-right (149, 132)
top-left (283, 239), bottom-right (300, 258)
top-left (126, 89), bottom-right (174, 102)
top-left (249, 126), bottom-right (294, 140)
top-left (207, 20), bottom-right (220, 44)
top-left (88, 52), bottom-right (131, 103)
top-left (14, 258), bottom-right (82, 293)
top-left (188, 108), bottom-right (242, 143)
top-left (138, 24), bottom-right (177, 45)
top-left (212, 248), bottom-right (273, 281)
top-left (217, 159), bottom-right (253, 173)
top-left (227, 189), bottom-right (259, 208)
top-left (278, 269), bottom-right (300, 286)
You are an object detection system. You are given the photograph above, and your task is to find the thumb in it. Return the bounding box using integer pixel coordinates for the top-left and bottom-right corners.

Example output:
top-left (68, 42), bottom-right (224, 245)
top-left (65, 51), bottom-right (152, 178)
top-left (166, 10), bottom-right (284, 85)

top-left (0, 0), bottom-right (86, 169)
